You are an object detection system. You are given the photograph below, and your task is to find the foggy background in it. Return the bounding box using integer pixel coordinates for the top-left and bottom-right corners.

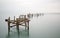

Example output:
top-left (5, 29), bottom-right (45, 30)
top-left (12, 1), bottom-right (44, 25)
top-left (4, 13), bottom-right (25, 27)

top-left (0, 0), bottom-right (60, 15)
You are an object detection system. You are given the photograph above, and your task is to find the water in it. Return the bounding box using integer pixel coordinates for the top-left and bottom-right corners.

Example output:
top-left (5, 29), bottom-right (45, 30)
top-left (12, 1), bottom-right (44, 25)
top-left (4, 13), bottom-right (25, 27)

top-left (0, 13), bottom-right (60, 38)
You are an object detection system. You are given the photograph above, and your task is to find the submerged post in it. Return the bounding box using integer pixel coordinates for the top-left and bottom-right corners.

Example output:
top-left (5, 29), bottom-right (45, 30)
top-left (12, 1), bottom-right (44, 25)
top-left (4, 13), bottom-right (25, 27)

top-left (24, 15), bottom-right (26, 30)
top-left (8, 17), bottom-right (10, 33)
top-left (16, 18), bottom-right (19, 31)
top-left (28, 21), bottom-right (29, 30)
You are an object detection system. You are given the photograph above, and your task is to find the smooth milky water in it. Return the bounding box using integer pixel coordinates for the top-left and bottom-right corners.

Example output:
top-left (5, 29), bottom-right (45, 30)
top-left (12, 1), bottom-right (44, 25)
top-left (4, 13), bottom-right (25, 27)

top-left (0, 13), bottom-right (60, 38)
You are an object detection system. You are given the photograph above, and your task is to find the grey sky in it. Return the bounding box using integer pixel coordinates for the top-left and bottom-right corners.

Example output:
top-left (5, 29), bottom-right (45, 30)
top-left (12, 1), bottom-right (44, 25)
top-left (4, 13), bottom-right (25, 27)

top-left (0, 0), bottom-right (60, 14)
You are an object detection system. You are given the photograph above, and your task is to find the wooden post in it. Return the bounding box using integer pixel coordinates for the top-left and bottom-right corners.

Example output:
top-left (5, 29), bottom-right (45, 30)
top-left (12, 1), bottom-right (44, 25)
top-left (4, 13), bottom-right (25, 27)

top-left (8, 17), bottom-right (10, 33)
top-left (28, 21), bottom-right (29, 30)
top-left (16, 18), bottom-right (19, 31)
top-left (24, 15), bottom-right (26, 30)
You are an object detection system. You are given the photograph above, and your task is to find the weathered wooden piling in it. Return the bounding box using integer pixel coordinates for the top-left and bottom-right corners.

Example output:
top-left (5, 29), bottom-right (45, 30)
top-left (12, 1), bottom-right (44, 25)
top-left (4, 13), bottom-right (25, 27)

top-left (28, 21), bottom-right (29, 30)
top-left (8, 17), bottom-right (10, 32)
top-left (16, 18), bottom-right (19, 31)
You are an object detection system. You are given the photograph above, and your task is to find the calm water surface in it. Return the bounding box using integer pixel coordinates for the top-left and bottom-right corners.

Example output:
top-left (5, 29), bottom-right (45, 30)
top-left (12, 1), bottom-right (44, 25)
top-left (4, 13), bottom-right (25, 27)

top-left (0, 13), bottom-right (60, 38)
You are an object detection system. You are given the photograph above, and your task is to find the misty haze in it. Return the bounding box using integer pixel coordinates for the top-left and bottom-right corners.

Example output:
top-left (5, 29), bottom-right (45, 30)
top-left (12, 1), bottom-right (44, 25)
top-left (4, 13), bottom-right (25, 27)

top-left (0, 0), bottom-right (60, 38)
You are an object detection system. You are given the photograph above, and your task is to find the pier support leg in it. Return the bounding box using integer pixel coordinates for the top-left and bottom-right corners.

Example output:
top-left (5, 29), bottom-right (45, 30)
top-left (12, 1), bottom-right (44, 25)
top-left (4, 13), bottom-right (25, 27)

top-left (8, 17), bottom-right (10, 33)
top-left (16, 25), bottom-right (19, 33)
top-left (25, 21), bottom-right (26, 30)
top-left (8, 22), bottom-right (10, 33)
top-left (16, 18), bottom-right (19, 32)
top-left (28, 21), bottom-right (29, 30)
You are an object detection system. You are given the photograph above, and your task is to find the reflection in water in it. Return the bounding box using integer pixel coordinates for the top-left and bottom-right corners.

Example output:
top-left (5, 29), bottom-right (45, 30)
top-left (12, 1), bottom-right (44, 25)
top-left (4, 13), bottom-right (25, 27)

top-left (6, 29), bottom-right (29, 38)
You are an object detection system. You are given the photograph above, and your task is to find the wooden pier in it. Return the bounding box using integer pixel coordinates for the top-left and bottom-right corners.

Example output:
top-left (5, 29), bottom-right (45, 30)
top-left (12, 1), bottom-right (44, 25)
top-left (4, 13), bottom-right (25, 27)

top-left (5, 15), bottom-right (30, 32)
top-left (5, 13), bottom-right (44, 33)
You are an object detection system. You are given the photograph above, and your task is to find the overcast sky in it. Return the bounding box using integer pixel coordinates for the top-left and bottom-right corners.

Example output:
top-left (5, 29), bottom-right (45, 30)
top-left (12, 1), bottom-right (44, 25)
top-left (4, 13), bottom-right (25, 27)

top-left (0, 0), bottom-right (60, 14)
